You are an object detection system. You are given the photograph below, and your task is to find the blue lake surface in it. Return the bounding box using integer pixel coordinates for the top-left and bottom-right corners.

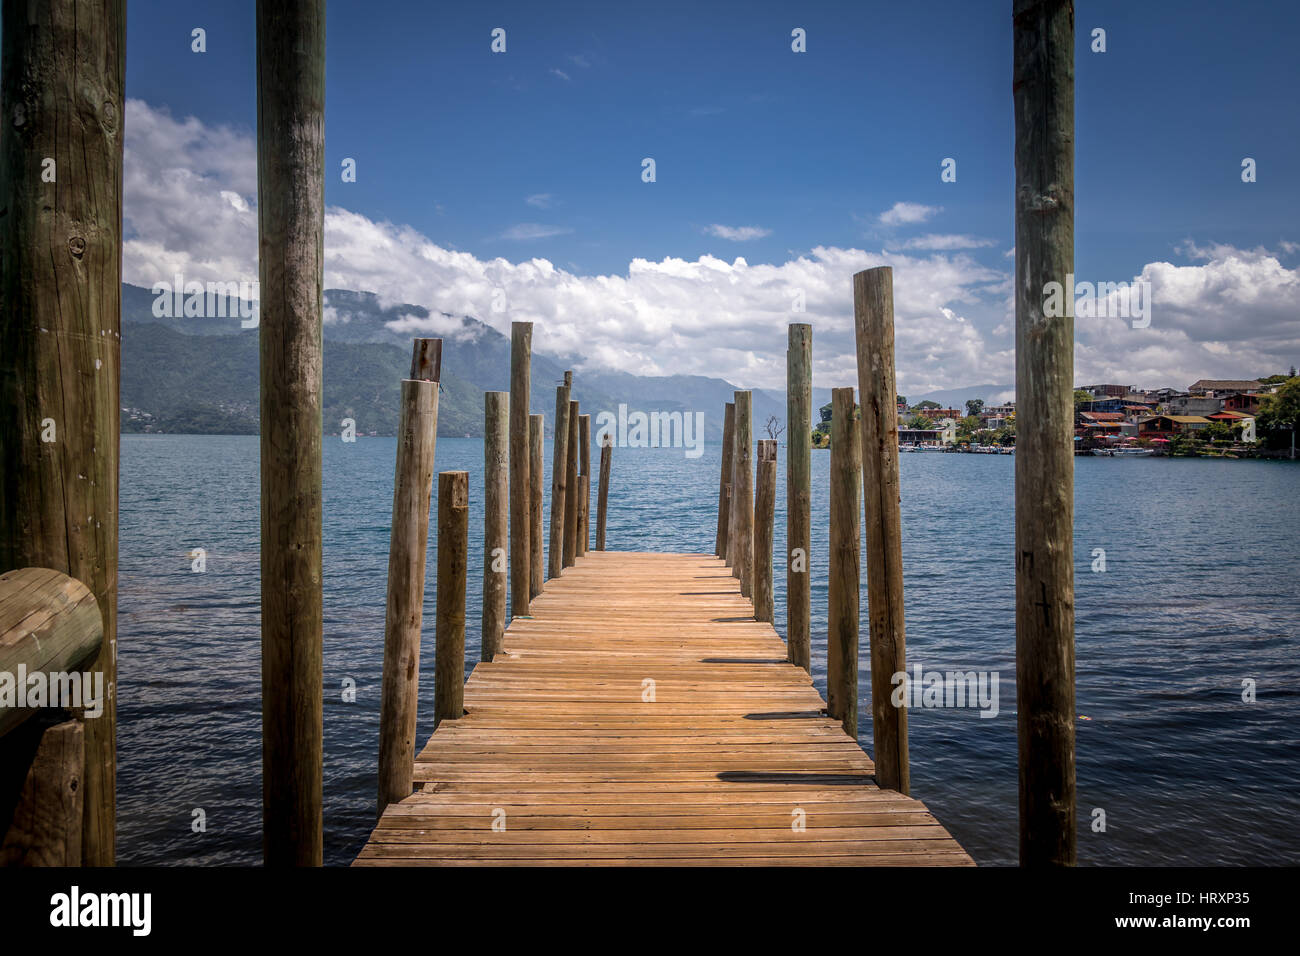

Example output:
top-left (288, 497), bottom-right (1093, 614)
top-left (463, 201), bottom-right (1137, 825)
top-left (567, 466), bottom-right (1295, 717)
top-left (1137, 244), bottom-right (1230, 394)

top-left (116, 435), bottom-right (1300, 865)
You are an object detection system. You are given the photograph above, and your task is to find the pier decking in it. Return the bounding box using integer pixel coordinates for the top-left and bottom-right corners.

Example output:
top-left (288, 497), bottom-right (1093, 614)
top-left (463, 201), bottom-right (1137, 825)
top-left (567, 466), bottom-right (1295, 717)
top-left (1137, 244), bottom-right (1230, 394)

top-left (355, 551), bottom-right (972, 866)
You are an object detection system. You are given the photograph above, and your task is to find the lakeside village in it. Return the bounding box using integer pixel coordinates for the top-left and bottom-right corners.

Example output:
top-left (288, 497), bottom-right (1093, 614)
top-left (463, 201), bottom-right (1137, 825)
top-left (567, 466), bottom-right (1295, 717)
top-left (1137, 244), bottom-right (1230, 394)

top-left (811, 372), bottom-right (1300, 459)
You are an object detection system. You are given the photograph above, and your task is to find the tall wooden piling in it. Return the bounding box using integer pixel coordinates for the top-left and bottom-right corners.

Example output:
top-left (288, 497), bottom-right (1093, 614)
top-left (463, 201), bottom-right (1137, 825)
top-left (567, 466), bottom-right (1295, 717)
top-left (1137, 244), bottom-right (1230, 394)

top-left (376, 340), bottom-right (440, 817)
top-left (732, 392), bottom-right (754, 597)
top-left (596, 435), bottom-right (612, 550)
top-left (482, 392), bottom-right (509, 660)
top-left (1014, 0), bottom-right (1076, 867)
top-left (726, 404), bottom-right (741, 571)
top-left (578, 415), bottom-right (591, 556)
top-left (528, 413), bottom-right (545, 598)
top-left (563, 400), bottom-right (581, 568)
top-left (753, 440), bottom-right (777, 623)
top-left (787, 324), bottom-right (813, 671)
top-left (509, 322), bottom-right (532, 618)
top-left (257, 0), bottom-right (326, 866)
top-left (715, 403), bottom-right (736, 559)
top-left (0, 0), bottom-right (126, 866)
top-left (434, 471), bottom-right (469, 728)
top-left (853, 266), bottom-right (910, 795)
top-left (548, 375), bottom-right (571, 579)
top-left (827, 388), bottom-right (860, 738)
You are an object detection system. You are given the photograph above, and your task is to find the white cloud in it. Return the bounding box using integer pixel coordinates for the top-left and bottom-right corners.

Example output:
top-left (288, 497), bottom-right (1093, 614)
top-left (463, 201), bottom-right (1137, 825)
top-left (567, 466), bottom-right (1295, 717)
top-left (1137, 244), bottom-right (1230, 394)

top-left (500, 223), bottom-right (573, 240)
top-left (703, 224), bottom-right (772, 241)
top-left (122, 99), bottom-right (1299, 394)
top-left (525, 193), bottom-right (555, 209)
top-left (886, 234), bottom-right (997, 251)
top-left (549, 68), bottom-right (571, 81)
top-left (878, 202), bottom-right (941, 226)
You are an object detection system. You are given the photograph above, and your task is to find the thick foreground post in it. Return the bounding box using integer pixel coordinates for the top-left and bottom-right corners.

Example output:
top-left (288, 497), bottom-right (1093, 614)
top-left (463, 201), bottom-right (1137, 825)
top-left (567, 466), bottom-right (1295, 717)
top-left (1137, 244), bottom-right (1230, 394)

top-left (563, 399), bottom-right (580, 568)
top-left (787, 324), bottom-right (813, 671)
top-left (715, 403), bottom-right (736, 558)
top-left (257, 0), bottom-right (326, 866)
top-left (827, 388), bottom-right (860, 738)
top-left (0, 715), bottom-right (84, 866)
top-left (482, 391), bottom-right (509, 660)
top-left (548, 375), bottom-right (571, 578)
top-left (376, 341), bottom-right (440, 817)
top-left (509, 322), bottom-right (532, 618)
top-left (0, 0), bottom-right (126, 866)
top-left (853, 266), bottom-right (910, 795)
top-left (528, 413), bottom-right (545, 598)
top-left (578, 415), bottom-right (591, 556)
top-left (732, 392), bottom-right (754, 597)
top-left (1014, 0), bottom-right (1076, 867)
top-left (596, 435), bottom-right (612, 550)
top-left (753, 440), bottom-right (777, 623)
top-left (435, 471), bottom-right (469, 727)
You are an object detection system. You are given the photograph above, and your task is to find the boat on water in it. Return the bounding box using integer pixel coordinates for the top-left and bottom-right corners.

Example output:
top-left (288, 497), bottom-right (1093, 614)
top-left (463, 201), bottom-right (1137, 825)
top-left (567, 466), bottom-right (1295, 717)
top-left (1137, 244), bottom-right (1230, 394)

top-left (1090, 446), bottom-right (1157, 457)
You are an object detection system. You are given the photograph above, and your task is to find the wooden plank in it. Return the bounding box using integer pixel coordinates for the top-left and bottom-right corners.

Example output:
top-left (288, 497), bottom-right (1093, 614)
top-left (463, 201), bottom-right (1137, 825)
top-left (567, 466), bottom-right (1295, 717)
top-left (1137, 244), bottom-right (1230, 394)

top-left (356, 551), bottom-right (972, 866)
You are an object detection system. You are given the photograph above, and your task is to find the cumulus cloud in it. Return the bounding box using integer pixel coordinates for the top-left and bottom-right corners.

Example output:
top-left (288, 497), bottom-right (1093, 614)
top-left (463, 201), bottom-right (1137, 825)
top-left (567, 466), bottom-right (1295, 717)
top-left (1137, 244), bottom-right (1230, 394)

top-left (122, 99), bottom-right (1299, 393)
top-left (878, 202), bottom-right (941, 226)
top-left (703, 224), bottom-right (772, 241)
top-left (500, 223), bottom-right (573, 240)
top-left (886, 234), bottom-right (997, 252)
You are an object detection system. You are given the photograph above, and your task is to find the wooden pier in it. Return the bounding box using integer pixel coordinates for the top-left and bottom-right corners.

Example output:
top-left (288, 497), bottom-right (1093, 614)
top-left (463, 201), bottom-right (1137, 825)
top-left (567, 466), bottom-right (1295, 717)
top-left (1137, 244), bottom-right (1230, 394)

top-left (355, 551), bottom-right (972, 866)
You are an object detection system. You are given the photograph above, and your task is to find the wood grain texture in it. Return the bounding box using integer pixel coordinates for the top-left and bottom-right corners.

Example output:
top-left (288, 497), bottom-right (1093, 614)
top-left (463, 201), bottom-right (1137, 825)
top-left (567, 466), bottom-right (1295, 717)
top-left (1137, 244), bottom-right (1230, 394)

top-left (786, 325), bottom-right (812, 671)
top-left (578, 415), bottom-right (591, 557)
top-left (548, 382), bottom-right (570, 579)
top-left (1014, 0), bottom-right (1076, 868)
top-left (0, 0), bottom-right (126, 866)
top-left (509, 323), bottom-right (532, 618)
top-left (827, 389), bottom-right (860, 739)
top-left (853, 267), bottom-right (910, 795)
top-left (482, 392), bottom-right (509, 660)
top-left (435, 472), bottom-right (469, 728)
top-left (563, 400), bottom-right (581, 569)
top-left (257, 0), bottom-right (326, 866)
top-left (0, 716), bottom-right (83, 866)
top-left (596, 436), bottom-right (612, 551)
top-left (355, 551), bottom-right (971, 866)
top-left (0, 568), bottom-right (103, 738)
top-left (528, 414), bottom-right (545, 598)
top-left (715, 403), bottom-right (735, 558)
top-left (753, 440), bottom-right (777, 624)
top-left (732, 392), bottom-right (754, 598)
top-left (376, 352), bottom-right (439, 818)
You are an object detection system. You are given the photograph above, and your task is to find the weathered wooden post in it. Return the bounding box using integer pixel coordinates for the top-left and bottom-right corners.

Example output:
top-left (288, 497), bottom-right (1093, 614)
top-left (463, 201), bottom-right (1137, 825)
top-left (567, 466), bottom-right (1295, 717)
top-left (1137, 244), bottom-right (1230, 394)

top-left (509, 322), bottom-right (532, 618)
top-left (482, 392), bottom-right (509, 660)
top-left (726, 404), bottom-right (741, 571)
top-left (376, 340), bottom-right (440, 817)
top-left (596, 434), bottom-right (612, 550)
top-left (853, 266), bottom-right (910, 795)
top-left (578, 414), bottom-right (591, 556)
top-left (753, 440), bottom-right (777, 623)
top-left (732, 392), bottom-right (754, 597)
top-left (563, 399), bottom-right (581, 568)
top-left (827, 388), bottom-right (860, 738)
top-left (548, 374), bottom-right (571, 578)
top-left (257, 0), bottom-right (326, 866)
top-left (0, 568), bottom-right (103, 865)
top-left (434, 471), bottom-right (469, 727)
top-left (528, 413), bottom-right (545, 598)
top-left (787, 324), bottom-right (813, 671)
top-left (715, 403), bottom-right (736, 558)
top-left (0, 0), bottom-right (126, 866)
top-left (1014, 0), bottom-right (1076, 867)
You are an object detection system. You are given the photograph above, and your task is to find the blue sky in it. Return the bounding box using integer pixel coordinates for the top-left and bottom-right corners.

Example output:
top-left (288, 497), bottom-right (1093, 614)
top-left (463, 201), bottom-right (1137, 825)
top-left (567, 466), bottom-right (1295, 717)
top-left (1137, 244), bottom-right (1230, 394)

top-left (119, 0), bottom-right (1299, 392)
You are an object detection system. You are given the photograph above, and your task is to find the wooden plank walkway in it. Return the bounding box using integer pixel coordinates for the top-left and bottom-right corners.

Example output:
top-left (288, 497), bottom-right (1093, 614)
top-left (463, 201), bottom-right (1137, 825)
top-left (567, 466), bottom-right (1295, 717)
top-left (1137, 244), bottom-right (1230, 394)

top-left (354, 551), bottom-right (973, 866)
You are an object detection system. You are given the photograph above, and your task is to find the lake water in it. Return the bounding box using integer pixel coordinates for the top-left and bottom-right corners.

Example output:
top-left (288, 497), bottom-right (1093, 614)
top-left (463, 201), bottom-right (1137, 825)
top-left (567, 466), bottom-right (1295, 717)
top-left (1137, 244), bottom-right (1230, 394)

top-left (116, 435), bottom-right (1300, 865)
